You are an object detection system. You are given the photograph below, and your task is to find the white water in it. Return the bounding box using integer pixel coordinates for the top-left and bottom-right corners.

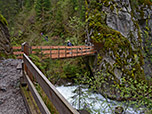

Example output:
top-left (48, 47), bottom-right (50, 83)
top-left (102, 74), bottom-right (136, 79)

top-left (56, 85), bottom-right (145, 114)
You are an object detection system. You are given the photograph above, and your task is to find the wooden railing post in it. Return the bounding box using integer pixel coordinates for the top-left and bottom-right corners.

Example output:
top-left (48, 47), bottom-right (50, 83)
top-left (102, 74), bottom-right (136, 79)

top-left (21, 42), bottom-right (34, 82)
top-left (65, 46), bottom-right (67, 58)
top-left (77, 47), bottom-right (78, 56)
top-left (71, 47), bottom-right (73, 57)
top-left (58, 47), bottom-right (60, 58)
top-left (21, 42), bottom-right (31, 56)
top-left (50, 47), bottom-right (52, 58)
top-left (81, 47), bottom-right (83, 55)
top-left (41, 47), bottom-right (42, 58)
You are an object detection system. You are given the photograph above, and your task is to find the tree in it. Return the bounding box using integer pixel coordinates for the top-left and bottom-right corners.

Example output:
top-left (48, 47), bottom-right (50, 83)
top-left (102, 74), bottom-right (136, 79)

top-left (35, 0), bottom-right (51, 21)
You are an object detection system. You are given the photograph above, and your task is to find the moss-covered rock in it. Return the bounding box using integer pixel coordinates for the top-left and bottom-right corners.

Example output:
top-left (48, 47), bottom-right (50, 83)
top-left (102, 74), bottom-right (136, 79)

top-left (85, 0), bottom-right (152, 100)
top-left (0, 14), bottom-right (12, 58)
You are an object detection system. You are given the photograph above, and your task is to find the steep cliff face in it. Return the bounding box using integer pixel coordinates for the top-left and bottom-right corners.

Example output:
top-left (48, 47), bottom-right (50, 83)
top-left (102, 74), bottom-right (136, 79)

top-left (104, 0), bottom-right (152, 78)
top-left (86, 0), bottom-right (152, 99)
top-left (0, 14), bottom-right (12, 58)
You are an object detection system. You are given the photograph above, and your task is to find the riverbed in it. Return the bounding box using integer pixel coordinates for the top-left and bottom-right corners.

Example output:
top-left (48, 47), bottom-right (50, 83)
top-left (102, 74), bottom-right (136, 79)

top-left (56, 84), bottom-right (145, 114)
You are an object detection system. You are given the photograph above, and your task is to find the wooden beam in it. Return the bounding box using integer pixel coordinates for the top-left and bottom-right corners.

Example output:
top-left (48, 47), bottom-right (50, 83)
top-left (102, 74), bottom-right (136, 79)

top-left (24, 72), bottom-right (51, 114)
top-left (23, 54), bottom-right (79, 114)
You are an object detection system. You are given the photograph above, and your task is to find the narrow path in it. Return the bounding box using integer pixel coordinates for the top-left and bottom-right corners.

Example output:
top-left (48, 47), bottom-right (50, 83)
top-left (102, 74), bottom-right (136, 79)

top-left (0, 59), bottom-right (27, 114)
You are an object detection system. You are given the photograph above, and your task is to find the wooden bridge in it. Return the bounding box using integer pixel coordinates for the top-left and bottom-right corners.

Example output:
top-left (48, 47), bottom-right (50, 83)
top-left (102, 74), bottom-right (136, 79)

top-left (14, 42), bottom-right (95, 114)
top-left (13, 43), bottom-right (96, 59)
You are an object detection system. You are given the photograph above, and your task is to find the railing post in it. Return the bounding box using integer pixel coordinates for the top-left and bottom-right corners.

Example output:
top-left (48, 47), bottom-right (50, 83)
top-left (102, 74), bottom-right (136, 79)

top-left (81, 47), bottom-right (83, 56)
top-left (58, 47), bottom-right (60, 58)
top-left (65, 46), bottom-right (67, 58)
top-left (71, 47), bottom-right (73, 57)
top-left (21, 42), bottom-right (31, 56)
top-left (77, 47), bottom-right (78, 56)
top-left (41, 47), bottom-right (42, 58)
top-left (50, 47), bottom-right (52, 59)
top-left (21, 42), bottom-right (34, 82)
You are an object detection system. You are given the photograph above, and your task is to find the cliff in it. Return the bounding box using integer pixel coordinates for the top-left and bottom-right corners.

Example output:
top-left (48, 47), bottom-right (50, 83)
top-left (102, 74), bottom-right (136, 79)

top-left (86, 0), bottom-right (152, 100)
top-left (0, 14), bottom-right (13, 59)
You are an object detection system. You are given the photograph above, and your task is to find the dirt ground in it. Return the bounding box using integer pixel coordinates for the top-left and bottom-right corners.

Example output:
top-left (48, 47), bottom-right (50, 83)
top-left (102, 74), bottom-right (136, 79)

top-left (0, 59), bottom-right (27, 114)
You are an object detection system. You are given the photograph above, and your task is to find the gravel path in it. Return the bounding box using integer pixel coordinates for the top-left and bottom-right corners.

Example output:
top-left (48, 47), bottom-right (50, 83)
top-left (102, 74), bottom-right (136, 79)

top-left (0, 59), bottom-right (27, 114)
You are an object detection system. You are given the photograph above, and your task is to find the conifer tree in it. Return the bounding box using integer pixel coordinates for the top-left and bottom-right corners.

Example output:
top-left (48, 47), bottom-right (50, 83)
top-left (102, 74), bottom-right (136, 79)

top-left (35, 0), bottom-right (51, 21)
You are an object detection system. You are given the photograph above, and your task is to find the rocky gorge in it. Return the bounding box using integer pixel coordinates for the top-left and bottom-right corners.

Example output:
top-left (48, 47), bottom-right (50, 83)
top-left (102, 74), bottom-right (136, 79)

top-left (86, 0), bottom-right (152, 100)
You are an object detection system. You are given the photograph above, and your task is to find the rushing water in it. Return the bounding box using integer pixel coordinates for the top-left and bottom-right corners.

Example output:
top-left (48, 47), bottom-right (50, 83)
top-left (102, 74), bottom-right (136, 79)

top-left (56, 84), bottom-right (145, 114)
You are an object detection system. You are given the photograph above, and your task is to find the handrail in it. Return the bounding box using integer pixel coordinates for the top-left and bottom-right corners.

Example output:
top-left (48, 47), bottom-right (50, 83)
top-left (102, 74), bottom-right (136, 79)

top-left (23, 53), bottom-right (79, 114)
top-left (13, 45), bottom-right (95, 59)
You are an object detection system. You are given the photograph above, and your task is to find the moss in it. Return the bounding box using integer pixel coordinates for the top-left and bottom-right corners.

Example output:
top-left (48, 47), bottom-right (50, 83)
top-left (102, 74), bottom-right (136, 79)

top-left (0, 14), bottom-right (8, 26)
top-left (110, 5), bottom-right (114, 11)
top-left (86, 1), bottom-right (145, 80)
top-left (138, 0), bottom-right (152, 5)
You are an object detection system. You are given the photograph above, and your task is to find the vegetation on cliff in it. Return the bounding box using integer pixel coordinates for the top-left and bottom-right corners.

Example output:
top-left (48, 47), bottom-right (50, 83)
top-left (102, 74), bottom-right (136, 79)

top-left (0, 0), bottom-right (152, 112)
top-left (0, 14), bottom-right (8, 26)
top-left (0, 14), bottom-right (13, 58)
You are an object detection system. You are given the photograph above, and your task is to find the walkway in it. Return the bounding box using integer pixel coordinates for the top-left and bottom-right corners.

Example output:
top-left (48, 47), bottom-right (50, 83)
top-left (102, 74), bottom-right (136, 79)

top-left (0, 59), bottom-right (27, 114)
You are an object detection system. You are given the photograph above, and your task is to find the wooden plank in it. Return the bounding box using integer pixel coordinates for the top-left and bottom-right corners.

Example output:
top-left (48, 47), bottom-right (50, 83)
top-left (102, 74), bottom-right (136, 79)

top-left (20, 85), bottom-right (32, 114)
top-left (13, 51), bottom-right (24, 55)
top-left (24, 72), bottom-right (51, 114)
top-left (16, 56), bottom-right (23, 59)
top-left (23, 54), bottom-right (79, 114)
top-left (31, 46), bottom-right (92, 49)
top-left (12, 46), bottom-right (21, 49)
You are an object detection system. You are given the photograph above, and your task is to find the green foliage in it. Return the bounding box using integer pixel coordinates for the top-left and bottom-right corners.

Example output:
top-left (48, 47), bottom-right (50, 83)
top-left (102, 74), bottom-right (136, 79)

top-left (35, 0), bottom-right (51, 21)
top-left (0, 14), bottom-right (8, 26)
top-left (0, 0), bottom-right (21, 25)
top-left (73, 71), bottom-right (152, 113)
top-left (24, 0), bottom-right (34, 10)
top-left (29, 54), bottom-right (47, 73)
top-left (67, 16), bottom-right (85, 45)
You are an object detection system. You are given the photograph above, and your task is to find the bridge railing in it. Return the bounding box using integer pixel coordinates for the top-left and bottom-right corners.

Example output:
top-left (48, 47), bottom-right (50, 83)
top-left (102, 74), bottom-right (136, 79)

top-left (13, 44), bottom-right (95, 59)
top-left (12, 46), bottom-right (23, 59)
top-left (32, 45), bottom-right (95, 59)
top-left (22, 42), bottom-right (80, 114)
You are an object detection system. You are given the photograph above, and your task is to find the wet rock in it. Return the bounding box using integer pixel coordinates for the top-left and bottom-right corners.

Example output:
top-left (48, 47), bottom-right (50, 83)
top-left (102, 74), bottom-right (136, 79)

top-left (0, 73), bottom-right (3, 78)
top-left (0, 99), bottom-right (4, 105)
top-left (115, 106), bottom-right (124, 114)
top-left (0, 87), bottom-right (7, 92)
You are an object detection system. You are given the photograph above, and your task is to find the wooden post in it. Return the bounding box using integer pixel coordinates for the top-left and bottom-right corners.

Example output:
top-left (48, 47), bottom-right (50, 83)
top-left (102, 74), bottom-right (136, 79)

top-left (58, 47), bottom-right (60, 59)
top-left (71, 47), bottom-right (73, 57)
top-left (65, 47), bottom-right (67, 58)
top-left (77, 47), bottom-right (78, 56)
top-left (22, 42), bottom-right (30, 77)
top-left (41, 47), bottom-right (42, 58)
top-left (81, 47), bottom-right (83, 56)
top-left (21, 42), bottom-right (34, 82)
top-left (50, 48), bottom-right (52, 59)
top-left (21, 42), bottom-right (30, 56)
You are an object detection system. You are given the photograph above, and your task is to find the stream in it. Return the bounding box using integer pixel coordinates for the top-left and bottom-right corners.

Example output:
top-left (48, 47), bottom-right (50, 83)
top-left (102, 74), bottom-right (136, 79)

top-left (56, 84), bottom-right (145, 114)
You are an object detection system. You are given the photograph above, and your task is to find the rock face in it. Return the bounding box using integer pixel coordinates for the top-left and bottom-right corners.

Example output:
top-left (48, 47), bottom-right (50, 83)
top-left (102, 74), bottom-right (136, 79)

top-left (104, 0), bottom-right (152, 78)
top-left (0, 14), bottom-right (13, 59)
top-left (0, 59), bottom-right (27, 114)
top-left (86, 0), bottom-right (152, 100)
